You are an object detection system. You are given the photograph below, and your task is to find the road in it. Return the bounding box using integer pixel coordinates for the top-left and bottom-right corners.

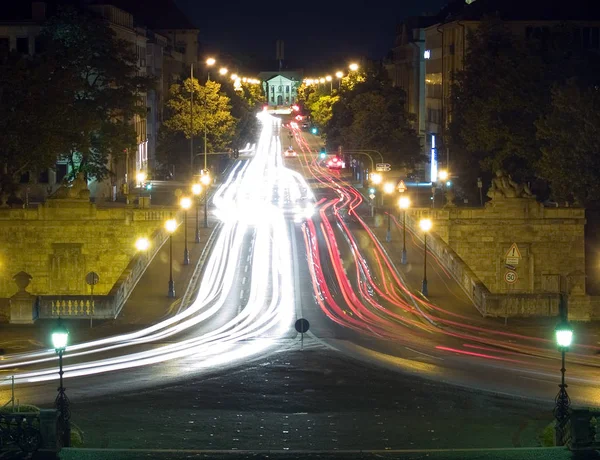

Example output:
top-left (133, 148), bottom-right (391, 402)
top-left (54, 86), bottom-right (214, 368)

top-left (285, 121), bottom-right (600, 408)
top-left (0, 113), bottom-right (308, 405)
top-left (1, 111), bottom-right (599, 414)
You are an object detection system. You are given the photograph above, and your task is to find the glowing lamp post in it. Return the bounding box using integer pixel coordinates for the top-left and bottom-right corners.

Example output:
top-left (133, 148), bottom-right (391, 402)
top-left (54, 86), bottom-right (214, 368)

top-left (219, 67), bottom-right (228, 76)
top-left (192, 183), bottom-right (203, 243)
top-left (438, 170), bottom-right (449, 205)
top-left (52, 319), bottom-right (70, 447)
top-left (335, 71), bottom-right (343, 90)
top-left (399, 196), bottom-right (411, 264)
top-left (180, 197), bottom-right (192, 265)
top-left (383, 182), bottom-right (395, 242)
top-left (554, 320), bottom-right (573, 445)
top-left (349, 63), bottom-right (359, 71)
top-left (419, 218), bottom-right (432, 296)
top-left (135, 237), bottom-right (150, 252)
top-left (165, 218), bottom-right (177, 298)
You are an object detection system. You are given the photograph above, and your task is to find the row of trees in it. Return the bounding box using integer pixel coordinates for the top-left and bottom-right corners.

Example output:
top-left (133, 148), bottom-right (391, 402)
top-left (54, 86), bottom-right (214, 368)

top-left (450, 17), bottom-right (600, 206)
top-left (0, 7), bottom-right (151, 196)
top-left (298, 70), bottom-right (424, 169)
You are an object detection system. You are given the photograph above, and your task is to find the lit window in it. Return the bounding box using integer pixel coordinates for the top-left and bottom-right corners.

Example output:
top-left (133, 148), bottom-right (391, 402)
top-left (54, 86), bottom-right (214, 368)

top-left (424, 49), bottom-right (431, 59)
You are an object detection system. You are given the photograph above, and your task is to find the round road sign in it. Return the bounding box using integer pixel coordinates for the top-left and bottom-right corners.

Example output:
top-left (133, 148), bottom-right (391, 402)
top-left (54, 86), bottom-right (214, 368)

top-left (295, 318), bottom-right (310, 333)
top-left (85, 271), bottom-right (100, 286)
top-left (504, 271), bottom-right (517, 284)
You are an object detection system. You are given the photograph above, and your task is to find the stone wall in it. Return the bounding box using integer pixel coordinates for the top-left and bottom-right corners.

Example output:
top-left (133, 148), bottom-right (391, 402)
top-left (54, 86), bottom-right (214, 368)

top-left (407, 198), bottom-right (586, 296)
top-left (0, 201), bottom-right (173, 298)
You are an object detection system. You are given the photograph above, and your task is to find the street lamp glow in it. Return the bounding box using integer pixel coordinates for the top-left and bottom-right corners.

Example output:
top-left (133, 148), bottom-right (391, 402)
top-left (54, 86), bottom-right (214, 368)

top-left (136, 171), bottom-right (146, 183)
top-left (135, 237), bottom-right (150, 251)
top-left (438, 170), bottom-right (449, 181)
top-left (206, 57), bottom-right (216, 66)
top-left (419, 218), bottom-right (432, 232)
top-left (319, 78), bottom-right (325, 83)
top-left (384, 182), bottom-right (395, 194)
top-left (180, 196), bottom-right (192, 210)
top-left (556, 323), bottom-right (573, 348)
top-left (165, 219), bottom-right (177, 233)
top-left (219, 67), bottom-right (228, 75)
top-left (230, 73), bottom-right (238, 80)
top-left (349, 63), bottom-right (359, 71)
top-left (51, 323), bottom-right (69, 351)
top-left (399, 196), bottom-right (411, 209)
top-left (192, 183), bottom-right (202, 195)
top-left (200, 173), bottom-right (211, 185)
top-left (325, 75), bottom-right (332, 81)
top-left (370, 173), bottom-right (382, 185)
top-left (335, 71), bottom-right (343, 78)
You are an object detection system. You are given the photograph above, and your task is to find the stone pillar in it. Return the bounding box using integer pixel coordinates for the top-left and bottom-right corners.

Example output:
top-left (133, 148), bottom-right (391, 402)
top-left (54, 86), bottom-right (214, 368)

top-left (39, 408), bottom-right (60, 453)
top-left (9, 271), bottom-right (36, 324)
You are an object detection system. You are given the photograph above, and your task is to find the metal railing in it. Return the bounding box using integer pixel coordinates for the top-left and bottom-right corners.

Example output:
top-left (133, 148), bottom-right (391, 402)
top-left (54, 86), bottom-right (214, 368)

top-left (0, 411), bottom-right (41, 453)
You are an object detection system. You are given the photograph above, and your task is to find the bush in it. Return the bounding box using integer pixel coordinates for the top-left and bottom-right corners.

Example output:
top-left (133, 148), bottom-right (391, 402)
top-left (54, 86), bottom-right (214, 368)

top-left (539, 422), bottom-right (555, 447)
top-left (70, 422), bottom-right (85, 447)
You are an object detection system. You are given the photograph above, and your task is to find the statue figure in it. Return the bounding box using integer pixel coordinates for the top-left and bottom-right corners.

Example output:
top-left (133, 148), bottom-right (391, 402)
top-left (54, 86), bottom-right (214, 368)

top-left (444, 188), bottom-right (457, 207)
top-left (488, 170), bottom-right (534, 199)
top-left (50, 172), bottom-right (90, 200)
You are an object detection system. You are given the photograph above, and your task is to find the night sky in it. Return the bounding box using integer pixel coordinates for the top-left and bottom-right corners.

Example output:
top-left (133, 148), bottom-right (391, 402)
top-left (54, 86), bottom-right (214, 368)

top-left (174, 0), bottom-right (447, 74)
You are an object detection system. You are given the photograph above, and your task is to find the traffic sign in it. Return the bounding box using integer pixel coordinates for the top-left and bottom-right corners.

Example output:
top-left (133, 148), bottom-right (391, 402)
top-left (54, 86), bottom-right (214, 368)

top-left (295, 318), bottom-right (310, 333)
top-left (369, 194), bottom-right (375, 200)
top-left (295, 318), bottom-right (310, 351)
top-left (506, 257), bottom-right (520, 265)
top-left (85, 272), bottom-right (99, 286)
top-left (505, 243), bottom-right (522, 259)
top-left (397, 180), bottom-right (407, 193)
top-left (376, 163), bottom-right (391, 172)
top-left (505, 264), bottom-right (516, 271)
top-left (504, 271), bottom-right (518, 284)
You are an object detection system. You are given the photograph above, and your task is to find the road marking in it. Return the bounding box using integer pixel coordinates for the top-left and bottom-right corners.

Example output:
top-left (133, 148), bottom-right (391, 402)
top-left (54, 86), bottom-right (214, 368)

top-left (247, 255), bottom-right (251, 262)
top-left (242, 277), bottom-right (246, 285)
top-left (239, 290), bottom-right (244, 300)
top-left (405, 347), bottom-right (443, 360)
top-left (245, 265), bottom-right (248, 272)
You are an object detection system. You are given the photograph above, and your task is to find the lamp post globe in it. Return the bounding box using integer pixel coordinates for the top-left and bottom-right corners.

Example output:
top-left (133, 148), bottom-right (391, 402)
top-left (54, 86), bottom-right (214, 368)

top-left (554, 319), bottom-right (573, 445)
top-left (52, 319), bottom-right (70, 447)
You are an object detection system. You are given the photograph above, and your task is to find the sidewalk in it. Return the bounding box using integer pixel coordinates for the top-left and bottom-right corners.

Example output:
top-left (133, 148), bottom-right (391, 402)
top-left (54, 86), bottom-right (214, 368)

top-left (0, 211), bottom-right (219, 355)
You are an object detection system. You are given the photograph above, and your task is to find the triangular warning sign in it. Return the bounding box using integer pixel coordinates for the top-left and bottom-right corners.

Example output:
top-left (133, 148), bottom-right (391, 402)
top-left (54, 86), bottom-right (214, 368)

top-left (505, 243), bottom-right (522, 259)
top-left (397, 180), bottom-right (407, 192)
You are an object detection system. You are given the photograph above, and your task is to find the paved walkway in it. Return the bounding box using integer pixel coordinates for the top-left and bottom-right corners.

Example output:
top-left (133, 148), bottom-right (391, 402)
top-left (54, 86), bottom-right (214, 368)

top-left (0, 211), bottom-right (218, 355)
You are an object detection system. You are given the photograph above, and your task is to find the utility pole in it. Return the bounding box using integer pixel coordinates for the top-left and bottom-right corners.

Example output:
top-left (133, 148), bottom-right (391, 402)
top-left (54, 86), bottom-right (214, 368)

top-left (190, 64), bottom-right (194, 174)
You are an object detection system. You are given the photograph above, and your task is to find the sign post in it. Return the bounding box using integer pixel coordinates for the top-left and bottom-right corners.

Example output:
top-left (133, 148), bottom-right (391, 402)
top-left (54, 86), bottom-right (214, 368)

top-left (505, 243), bottom-right (522, 266)
top-left (375, 163), bottom-right (391, 172)
top-left (295, 318), bottom-right (310, 350)
top-left (85, 271), bottom-right (100, 328)
top-left (397, 180), bottom-right (407, 193)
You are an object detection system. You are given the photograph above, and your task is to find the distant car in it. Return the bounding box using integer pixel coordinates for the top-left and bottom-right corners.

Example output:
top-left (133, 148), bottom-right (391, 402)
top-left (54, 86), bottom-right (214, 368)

top-left (284, 147), bottom-right (297, 158)
top-left (327, 156), bottom-right (344, 170)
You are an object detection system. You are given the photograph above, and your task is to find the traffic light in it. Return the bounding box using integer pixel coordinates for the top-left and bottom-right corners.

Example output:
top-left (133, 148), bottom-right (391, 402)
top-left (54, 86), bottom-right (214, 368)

top-left (369, 188), bottom-right (376, 194)
top-left (145, 182), bottom-right (152, 191)
top-left (319, 148), bottom-right (326, 159)
top-left (311, 127), bottom-right (318, 135)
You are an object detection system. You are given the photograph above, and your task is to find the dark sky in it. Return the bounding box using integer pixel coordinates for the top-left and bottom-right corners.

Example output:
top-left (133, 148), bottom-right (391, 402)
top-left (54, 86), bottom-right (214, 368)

top-left (174, 0), bottom-right (447, 74)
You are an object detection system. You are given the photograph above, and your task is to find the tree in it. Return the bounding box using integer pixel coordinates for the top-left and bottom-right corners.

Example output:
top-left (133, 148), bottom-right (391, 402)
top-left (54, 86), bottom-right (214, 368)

top-left (308, 94), bottom-right (339, 129)
top-left (163, 79), bottom-right (236, 155)
top-left (0, 51), bottom-right (75, 195)
top-left (536, 80), bottom-right (600, 206)
top-left (41, 7), bottom-right (153, 181)
top-left (449, 17), bottom-right (550, 195)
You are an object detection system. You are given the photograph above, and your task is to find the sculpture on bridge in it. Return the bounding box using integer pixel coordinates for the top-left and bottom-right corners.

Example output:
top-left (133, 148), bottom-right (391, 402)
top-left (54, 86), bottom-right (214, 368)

top-left (50, 172), bottom-right (90, 200)
top-left (487, 170), bottom-right (534, 200)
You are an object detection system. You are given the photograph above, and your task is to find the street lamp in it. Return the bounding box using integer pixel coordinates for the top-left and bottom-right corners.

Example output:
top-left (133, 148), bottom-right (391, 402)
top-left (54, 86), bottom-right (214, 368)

top-left (349, 63), bottom-right (359, 71)
top-left (52, 319), bottom-right (70, 447)
top-left (165, 218), bottom-right (177, 298)
top-left (335, 71), bottom-right (343, 90)
top-left (326, 75), bottom-right (332, 92)
top-left (135, 237), bottom-right (150, 252)
top-left (192, 183), bottom-right (203, 243)
top-left (180, 197), bottom-right (192, 265)
top-left (219, 67), bottom-right (228, 76)
top-left (136, 171), bottom-right (146, 188)
top-left (399, 196), bottom-right (410, 264)
top-left (554, 320), bottom-right (573, 445)
top-left (201, 172), bottom-right (211, 228)
top-left (419, 218), bottom-right (432, 296)
top-left (383, 182), bottom-right (395, 242)
top-left (230, 73), bottom-right (238, 80)
top-left (438, 170), bottom-right (449, 206)
top-left (370, 172), bottom-right (382, 185)
top-left (205, 57), bottom-right (215, 80)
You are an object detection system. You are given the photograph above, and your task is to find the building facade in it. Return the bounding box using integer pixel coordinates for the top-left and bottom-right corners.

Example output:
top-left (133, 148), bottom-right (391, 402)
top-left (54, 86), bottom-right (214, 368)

top-left (258, 71), bottom-right (303, 106)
